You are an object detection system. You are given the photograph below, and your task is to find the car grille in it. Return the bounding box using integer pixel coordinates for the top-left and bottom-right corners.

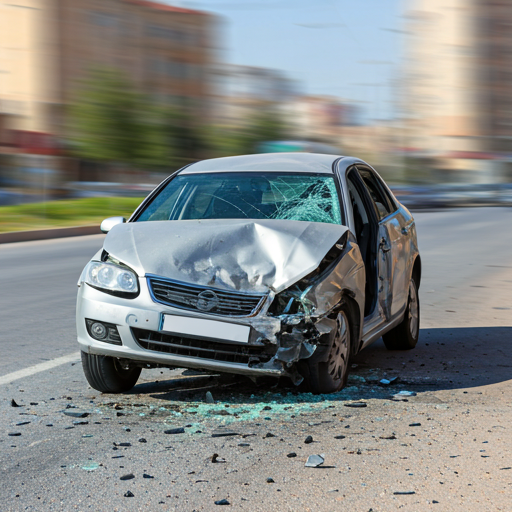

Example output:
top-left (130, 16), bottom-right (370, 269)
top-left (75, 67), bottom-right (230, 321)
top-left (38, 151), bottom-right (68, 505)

top-left (146, 275), bottom-right (266, 317)
top-left (131, 328), bottom-right (275, 365)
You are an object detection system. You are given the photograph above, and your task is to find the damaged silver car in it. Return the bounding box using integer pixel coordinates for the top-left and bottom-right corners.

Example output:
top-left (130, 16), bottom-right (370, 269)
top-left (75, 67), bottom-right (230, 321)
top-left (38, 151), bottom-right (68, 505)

top-left (76, 153), bottom-right (421, 394)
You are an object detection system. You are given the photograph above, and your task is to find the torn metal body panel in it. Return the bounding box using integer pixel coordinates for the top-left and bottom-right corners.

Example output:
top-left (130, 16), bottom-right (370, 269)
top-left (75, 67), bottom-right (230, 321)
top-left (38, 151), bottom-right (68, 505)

top-left (76, 153), bottom-right (420, 394)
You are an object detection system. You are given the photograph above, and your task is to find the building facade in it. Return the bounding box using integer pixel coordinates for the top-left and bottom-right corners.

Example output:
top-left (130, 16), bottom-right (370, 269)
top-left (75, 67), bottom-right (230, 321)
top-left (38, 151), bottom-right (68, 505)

top-left (404, 0), bottom-right (512, 169)
top-left (0, 0), bottom-right (215, 151)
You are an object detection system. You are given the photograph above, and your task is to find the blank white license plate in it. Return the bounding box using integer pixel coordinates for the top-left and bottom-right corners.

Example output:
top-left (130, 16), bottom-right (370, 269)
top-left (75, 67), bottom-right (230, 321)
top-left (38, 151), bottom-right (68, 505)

top-left (161, 314), bottom-right (250, 343)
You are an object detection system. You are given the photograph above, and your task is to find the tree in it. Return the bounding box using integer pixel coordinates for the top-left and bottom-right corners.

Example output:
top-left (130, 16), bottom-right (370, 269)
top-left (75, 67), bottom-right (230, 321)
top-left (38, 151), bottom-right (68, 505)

top-left (68, 68), bottom-right (169, 169)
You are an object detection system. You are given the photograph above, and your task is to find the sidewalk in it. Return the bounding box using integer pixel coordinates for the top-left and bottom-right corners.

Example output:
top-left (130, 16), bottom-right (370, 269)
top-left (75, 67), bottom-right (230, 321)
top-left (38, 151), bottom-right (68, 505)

top-left (0, 225), bottom-right (102, 244)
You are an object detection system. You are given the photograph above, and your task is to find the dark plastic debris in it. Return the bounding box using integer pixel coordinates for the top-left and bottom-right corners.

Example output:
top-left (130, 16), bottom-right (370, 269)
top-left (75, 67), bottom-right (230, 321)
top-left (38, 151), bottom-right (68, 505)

top-left (63, 411), bottom-right (89, 418)
top-left (393, 491), bottom-right (416, 495)
top-left (8, 433), bottom-right (21, 437)
top-left (214, 499), bottom-right (230, 505)
top-left (287, 452), bottom-right (297, 458)
top-left (138, 438), bottom-right (147, 443)
top-left (16, 422), bottom-right (30, 426)
top-left (266, 477), bottom-right (275, 483)
top-left (409, 423), bottom-right (421, 427)
top-left (344, 402), bottom-right (367, 408)
top-left (143, 474), bottom-right (154, 479)
top-left (212, 428), bottom-right (239, 438)
top-left (124, 491), bottom-right (134, 498)
top-left (164, 427), bottom-right (185, 434)
top-left (120, 473), bottom-right (135, 481)
top-left (304, 435), bottom-right (313, 444)
top-left (334, 435), bottom-right (346, 440)
top-left (10, 399), bottom-right (20, 407)
top-left (265, 432), bottom-right (276, 438)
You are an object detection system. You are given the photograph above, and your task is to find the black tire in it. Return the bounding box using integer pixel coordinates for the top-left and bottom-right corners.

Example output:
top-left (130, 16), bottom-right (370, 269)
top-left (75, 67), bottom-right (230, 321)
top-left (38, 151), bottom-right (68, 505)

top-left (382, 277), bottom-right (420, 350)
top-left (306, 307), bottom-right (351, 394)
top-left (81, 352), bottom-right (141, 393)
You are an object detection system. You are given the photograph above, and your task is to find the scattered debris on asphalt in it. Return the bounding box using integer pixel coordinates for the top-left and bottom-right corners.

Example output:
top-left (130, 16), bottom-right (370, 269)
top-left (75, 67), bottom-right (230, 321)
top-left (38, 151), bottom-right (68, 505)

top-left (344, 402), bottom-right (367, 408)
top-left (164, 427), bottom-right (185, 434)
top-left (305, 454), bottom-right (325, 468)
top-left (211, 453), bottom-right (226, 463)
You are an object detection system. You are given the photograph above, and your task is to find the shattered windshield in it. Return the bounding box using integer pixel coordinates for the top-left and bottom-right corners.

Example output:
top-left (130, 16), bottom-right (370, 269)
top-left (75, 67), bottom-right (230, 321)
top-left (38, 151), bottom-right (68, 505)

top-left (136, 172), bottom-right (343, 225)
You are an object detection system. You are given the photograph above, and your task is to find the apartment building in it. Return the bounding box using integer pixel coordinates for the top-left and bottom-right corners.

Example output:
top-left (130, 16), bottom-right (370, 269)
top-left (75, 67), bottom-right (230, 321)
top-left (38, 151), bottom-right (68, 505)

top-left (404, 0), bottom-right (512, 160)
top-left (0, 0), bottom-right (215, 152)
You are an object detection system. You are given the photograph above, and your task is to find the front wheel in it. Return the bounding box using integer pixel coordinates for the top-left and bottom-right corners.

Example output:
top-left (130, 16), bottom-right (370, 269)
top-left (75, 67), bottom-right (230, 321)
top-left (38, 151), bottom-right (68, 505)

top-left (306, 307), bottom-right (351, 394)
top-left (81, 352), bottom-right (141, 393)
top-left (382, 278), bottom-right (420, 350)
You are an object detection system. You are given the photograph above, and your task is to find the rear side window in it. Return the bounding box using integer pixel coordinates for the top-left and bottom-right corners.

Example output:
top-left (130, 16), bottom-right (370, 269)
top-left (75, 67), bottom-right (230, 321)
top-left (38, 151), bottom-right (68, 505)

top-left (136, 172), bottom-right (343, 225)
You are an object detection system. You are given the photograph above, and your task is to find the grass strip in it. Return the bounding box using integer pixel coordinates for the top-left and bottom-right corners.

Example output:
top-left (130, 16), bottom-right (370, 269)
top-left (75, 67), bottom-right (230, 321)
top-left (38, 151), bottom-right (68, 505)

top-left (0, 196), bottom-right (144, 233)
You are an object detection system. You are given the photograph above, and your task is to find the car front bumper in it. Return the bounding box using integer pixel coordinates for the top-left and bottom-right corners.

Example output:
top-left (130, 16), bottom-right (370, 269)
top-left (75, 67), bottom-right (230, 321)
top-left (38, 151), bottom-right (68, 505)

top-left (76, 279), bottom-right (287, 378)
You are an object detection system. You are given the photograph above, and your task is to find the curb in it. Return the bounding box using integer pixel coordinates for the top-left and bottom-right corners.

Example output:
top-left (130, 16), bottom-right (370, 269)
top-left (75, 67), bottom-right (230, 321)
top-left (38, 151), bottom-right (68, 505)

top-left (0, 225), bottom-right (102, 244)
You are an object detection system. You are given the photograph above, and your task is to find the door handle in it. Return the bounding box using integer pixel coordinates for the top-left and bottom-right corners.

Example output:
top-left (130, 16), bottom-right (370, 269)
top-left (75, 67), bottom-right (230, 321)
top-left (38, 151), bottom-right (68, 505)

top-left (379, 237), bottom-right (391, 253)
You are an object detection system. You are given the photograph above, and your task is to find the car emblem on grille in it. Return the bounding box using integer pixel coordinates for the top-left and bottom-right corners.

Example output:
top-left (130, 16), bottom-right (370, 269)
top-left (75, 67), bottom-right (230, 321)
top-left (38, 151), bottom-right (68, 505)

top-left (196, 290), bottom-right (219, 312)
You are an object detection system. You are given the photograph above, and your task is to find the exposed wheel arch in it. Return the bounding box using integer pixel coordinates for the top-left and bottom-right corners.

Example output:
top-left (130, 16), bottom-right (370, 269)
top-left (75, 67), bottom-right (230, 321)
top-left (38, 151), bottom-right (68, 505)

top-left (412, 255), bottom-right (422, 290)
top-left (341, 294), bottom-right (363, 357)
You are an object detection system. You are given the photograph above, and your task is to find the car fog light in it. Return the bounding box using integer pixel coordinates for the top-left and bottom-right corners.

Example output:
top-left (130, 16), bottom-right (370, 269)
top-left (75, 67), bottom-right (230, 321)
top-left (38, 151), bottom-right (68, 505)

top-left (86, 319), bottom-right (122, 345)
top-left (91, 322), bottom-right (107, 339)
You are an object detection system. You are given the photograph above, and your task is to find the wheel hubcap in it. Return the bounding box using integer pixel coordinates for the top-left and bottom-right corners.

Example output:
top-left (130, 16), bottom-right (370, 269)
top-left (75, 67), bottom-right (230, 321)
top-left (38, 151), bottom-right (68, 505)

top-left (327, 311), bottom-right (350, 383)
top-left (408, 281), bottom-right (419, 339)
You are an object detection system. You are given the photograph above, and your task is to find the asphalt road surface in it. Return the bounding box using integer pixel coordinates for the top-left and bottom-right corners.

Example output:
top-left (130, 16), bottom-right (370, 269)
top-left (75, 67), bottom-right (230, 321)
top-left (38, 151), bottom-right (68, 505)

top-left (1, 207), bottom-right (511, 511)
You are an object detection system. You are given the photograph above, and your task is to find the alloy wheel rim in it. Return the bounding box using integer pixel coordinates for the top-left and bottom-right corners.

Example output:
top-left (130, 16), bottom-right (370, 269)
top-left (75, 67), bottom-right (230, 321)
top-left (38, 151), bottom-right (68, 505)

top-left (327, 311), bottom-right (350, 383)
top-left (408, 281), bottom-right (419, 339)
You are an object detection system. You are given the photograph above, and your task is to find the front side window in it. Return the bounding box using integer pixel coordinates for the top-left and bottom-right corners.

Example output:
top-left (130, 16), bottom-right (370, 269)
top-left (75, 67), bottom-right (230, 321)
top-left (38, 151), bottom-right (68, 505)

top-left (357, 167), bottom-right (395, 220)
top-left (136, 172), bottom-right (343, 225)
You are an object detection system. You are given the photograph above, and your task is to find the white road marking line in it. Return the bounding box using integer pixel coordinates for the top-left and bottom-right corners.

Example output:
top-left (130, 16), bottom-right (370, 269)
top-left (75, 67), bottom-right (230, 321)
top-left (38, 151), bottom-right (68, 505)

top-left (0, 352), bottom-right (81, 385)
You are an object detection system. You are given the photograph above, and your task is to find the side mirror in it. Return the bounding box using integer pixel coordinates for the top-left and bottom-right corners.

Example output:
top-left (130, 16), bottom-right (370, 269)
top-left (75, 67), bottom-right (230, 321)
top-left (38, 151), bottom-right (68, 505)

top-left (100, 216), bottom-right (126, 234)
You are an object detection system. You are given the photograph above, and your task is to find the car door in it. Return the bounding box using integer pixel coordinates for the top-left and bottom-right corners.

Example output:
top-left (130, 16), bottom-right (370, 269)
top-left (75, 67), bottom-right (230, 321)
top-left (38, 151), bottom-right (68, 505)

top-left (345, 167), bottom-right (391, 322)
top-left (356, 165), bottom-right (410, 318)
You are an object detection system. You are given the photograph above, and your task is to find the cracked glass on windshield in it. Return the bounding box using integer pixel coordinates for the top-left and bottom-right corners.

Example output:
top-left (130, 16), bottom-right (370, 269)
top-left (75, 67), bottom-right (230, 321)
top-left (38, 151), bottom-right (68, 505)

top-left (136, 172), bottom-right (342, 225)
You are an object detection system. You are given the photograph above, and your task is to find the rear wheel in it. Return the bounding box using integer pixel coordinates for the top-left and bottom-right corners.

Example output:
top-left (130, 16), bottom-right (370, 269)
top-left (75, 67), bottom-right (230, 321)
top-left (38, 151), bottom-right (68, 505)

top-left (306, 307), bottom-right (351, 394)
top-left (383, 278), bottom-right (420, 350)
top-left (81, 352), bottom-right (141, 393)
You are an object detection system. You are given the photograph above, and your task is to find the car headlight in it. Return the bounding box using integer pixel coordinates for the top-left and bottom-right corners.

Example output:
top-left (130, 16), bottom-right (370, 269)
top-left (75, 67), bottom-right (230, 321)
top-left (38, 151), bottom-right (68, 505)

top-left (84, 261), bottom-right (139, 297)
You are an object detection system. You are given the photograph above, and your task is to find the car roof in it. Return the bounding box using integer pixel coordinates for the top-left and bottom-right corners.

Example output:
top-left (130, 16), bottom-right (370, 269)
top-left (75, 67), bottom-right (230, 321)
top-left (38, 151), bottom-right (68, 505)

top-left (179, 152), bottom-right (343, 175)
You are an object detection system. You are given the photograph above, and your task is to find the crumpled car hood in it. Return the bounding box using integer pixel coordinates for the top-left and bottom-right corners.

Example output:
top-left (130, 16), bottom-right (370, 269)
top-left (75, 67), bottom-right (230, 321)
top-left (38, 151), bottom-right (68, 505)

top-left (104, 219), bottom-right (348, 293)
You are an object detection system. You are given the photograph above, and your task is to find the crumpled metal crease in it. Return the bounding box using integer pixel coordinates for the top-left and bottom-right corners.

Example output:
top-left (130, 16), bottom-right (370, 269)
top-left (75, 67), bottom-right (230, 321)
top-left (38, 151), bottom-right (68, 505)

top-left (104, 219), bottom-right (348, 294)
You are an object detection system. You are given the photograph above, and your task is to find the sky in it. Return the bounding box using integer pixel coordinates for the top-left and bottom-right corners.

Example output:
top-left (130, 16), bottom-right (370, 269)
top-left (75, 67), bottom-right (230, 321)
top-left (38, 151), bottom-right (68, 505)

top-left (167, 0), bottom-right (409, 121)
